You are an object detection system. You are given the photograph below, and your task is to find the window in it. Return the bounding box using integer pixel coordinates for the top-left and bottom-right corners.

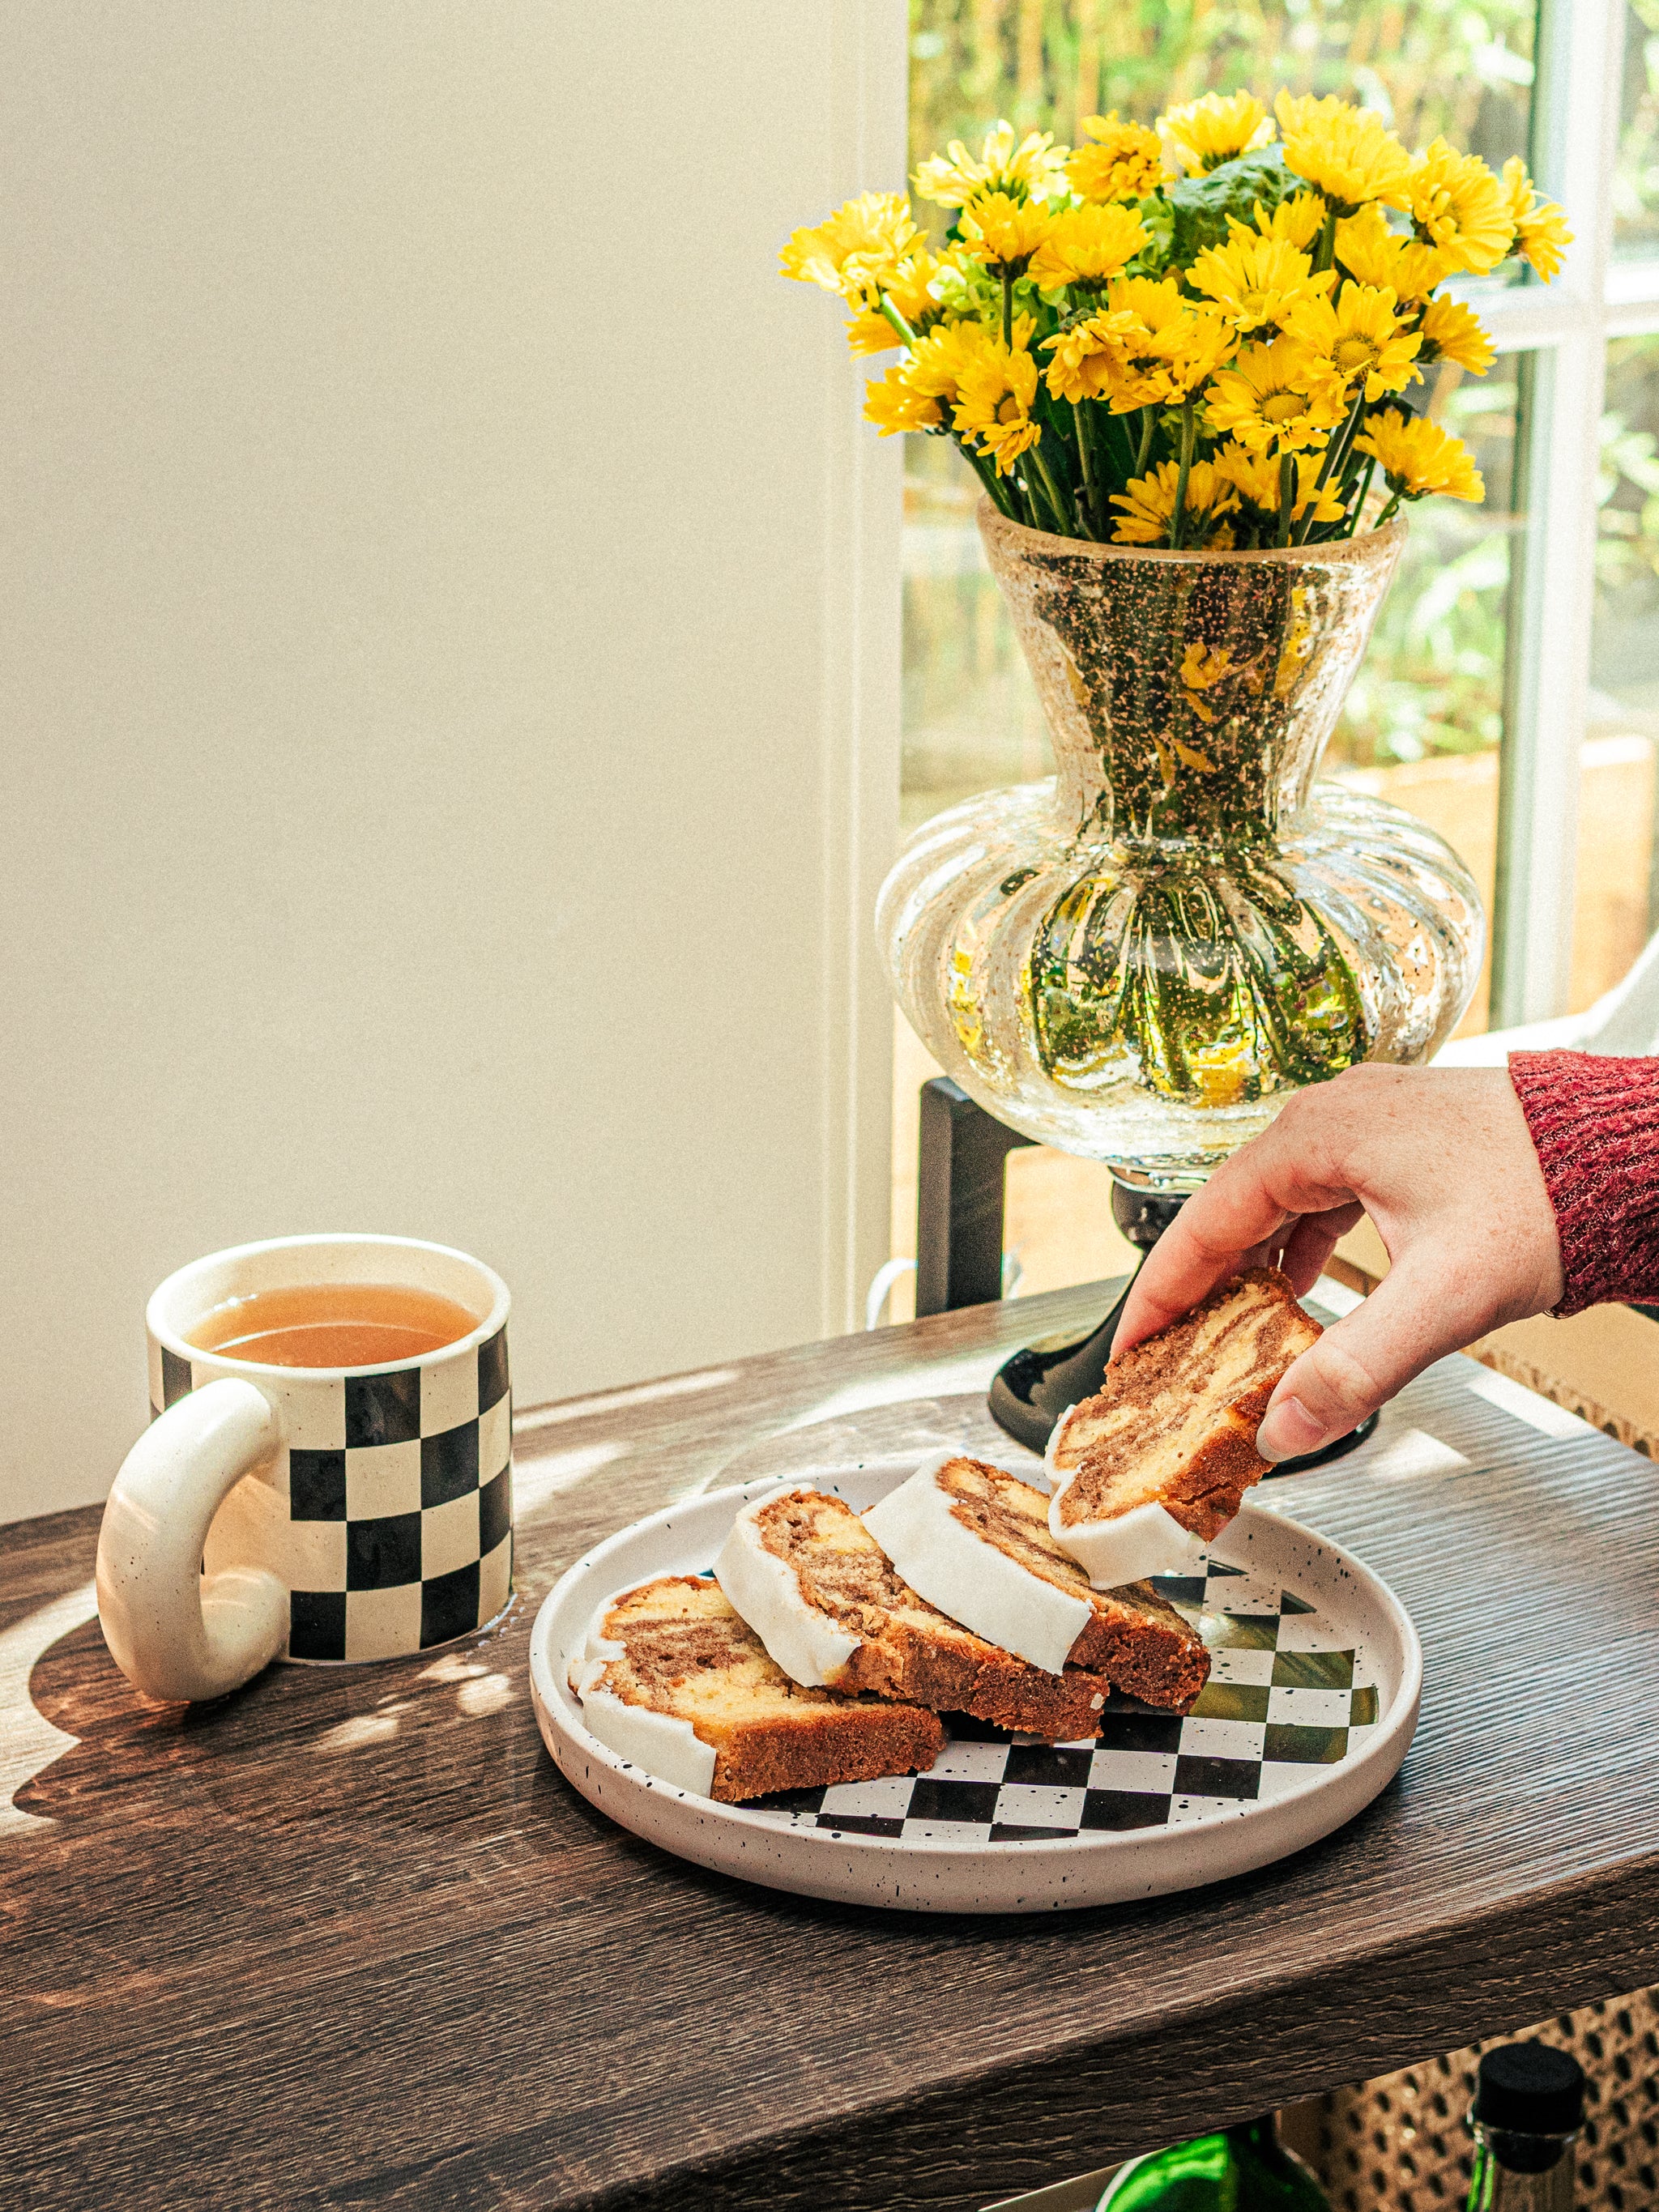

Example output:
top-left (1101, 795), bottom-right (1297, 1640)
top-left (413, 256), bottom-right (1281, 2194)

top-left (889, 1), bottom-right (1646, 1315)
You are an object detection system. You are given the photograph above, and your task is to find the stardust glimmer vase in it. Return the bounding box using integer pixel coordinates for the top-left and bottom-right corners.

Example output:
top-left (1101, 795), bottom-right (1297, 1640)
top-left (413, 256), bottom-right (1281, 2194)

top-left (878, 501), bottom-right (1485, 1189)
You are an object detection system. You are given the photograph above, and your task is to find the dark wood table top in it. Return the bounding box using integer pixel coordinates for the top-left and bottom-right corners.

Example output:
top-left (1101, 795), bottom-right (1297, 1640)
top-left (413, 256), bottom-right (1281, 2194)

top-left (6, 1278), bottom-right (1659, 2212)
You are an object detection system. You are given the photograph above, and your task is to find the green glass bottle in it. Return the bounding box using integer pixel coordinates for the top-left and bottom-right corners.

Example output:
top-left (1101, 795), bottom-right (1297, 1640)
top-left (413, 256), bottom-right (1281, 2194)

top-left (1464, 2044), bottom-right (1584, 2211)
top-left (1098, 2115), bottom-right (1329, 2210)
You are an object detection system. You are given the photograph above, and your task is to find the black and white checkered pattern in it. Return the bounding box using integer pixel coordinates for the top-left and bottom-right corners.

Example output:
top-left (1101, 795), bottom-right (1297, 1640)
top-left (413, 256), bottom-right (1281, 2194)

top-left (748, 1554), bottom-right (1380, 1843)
top-left (153, 1324), bottom-right (512, 1663)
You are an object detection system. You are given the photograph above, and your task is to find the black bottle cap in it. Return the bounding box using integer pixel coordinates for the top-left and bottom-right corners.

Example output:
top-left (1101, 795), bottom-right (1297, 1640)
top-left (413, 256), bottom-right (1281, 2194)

top-left (1473, 2042), bottom-right (1585, 2135)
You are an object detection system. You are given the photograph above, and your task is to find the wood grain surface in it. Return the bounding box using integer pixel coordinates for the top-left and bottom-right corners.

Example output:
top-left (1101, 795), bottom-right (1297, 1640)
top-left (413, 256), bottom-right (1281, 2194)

top-left (4, 1280), bottom-right (1659, 2212)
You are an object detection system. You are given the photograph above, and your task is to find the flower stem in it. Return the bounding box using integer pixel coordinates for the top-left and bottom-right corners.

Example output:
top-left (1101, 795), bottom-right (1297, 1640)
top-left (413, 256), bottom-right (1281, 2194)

top-left (1002, 271), bottom-right (1013, 350)
top-left (1275, 452), bottom-right (1295, 548)
top-left (1375, 488), bottom-right (1404, 527)
top-left (957, 436), bottom-right (1017, 520)
top-left (878, 292), bottom-right (917, 347)
top-left (1169, 398), bottom-right (1196, 552)
top-left (1135, 405), bottom-right (1154, 479)
top-left (1030, 436), bottom-right (1073, 535)
top-left (1073, 402), bottom-right (1103, 539)
top-left (1349, 453), bottom-right (1378, 537)
top-left (1295, 385), bottom-right (1367, 546)
top-left (1314, 206), bottom-right (1339, 275)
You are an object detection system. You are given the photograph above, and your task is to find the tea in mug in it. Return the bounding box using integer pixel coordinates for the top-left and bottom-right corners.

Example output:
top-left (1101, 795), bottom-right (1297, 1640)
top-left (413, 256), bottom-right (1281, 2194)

top-left (187, 1282), bottom-right (482, 1369)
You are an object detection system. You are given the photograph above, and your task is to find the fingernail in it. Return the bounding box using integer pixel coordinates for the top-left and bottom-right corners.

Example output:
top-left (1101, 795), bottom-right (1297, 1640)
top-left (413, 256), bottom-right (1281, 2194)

top-left (1257, 1396), bottom-right (1329, 1464)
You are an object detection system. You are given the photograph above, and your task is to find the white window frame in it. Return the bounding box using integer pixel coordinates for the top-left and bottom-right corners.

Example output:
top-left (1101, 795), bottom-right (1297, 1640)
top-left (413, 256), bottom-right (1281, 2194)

top-left (1468, 0), bottom-right (1644, 1023)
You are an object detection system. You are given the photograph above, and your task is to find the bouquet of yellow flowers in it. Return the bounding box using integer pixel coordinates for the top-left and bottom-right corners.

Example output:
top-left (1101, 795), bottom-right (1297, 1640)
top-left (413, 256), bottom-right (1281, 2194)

top-left (783, 91), bottom-right (1571, 552)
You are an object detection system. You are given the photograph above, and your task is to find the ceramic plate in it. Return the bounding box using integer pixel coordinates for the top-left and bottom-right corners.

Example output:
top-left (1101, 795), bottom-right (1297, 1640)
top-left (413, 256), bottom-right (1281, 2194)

top-left (528, 1467), bottom-right (1420, 1914)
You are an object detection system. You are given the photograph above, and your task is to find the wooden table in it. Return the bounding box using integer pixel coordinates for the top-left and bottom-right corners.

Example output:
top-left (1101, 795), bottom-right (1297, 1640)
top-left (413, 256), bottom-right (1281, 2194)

top-left (6, 1279), bottom-right (1659, 2212)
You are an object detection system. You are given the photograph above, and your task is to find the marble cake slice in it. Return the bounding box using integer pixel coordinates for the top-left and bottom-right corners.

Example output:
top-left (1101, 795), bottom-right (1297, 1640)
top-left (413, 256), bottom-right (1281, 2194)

top-left (864, 1453), bottom-right (1209, 1713)
top-left (569, 1573), bottom-right (944, 1804)
top-left (714, 1486), bottom-right (1112, 1743)
top-left (1047, 1267), bottom-right (1322, 1587)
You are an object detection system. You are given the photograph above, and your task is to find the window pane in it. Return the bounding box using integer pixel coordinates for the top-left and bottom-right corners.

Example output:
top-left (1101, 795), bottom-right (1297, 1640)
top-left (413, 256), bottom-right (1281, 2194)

top-left (1615, 2), bottom-right (1659, 258)
top-left (1573, 335), bottom-right (1659, 1010)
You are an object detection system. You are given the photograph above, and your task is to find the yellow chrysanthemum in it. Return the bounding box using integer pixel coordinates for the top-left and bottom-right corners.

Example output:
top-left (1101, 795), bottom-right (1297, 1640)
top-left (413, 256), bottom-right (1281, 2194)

top-left (1159, 92), bottom-right (1274, 177)
top-left (959, 190), bottom-right (1055, 276)
top-left (1407, 139), bottom-right (1515, 276)
top-left (1273, 92), bottom-right (1413, 215)
top-left (1041, 309), bottom-right (1140, 403)
top-left (779, 192), bottom-right (920, 301)
top-left (1209, 441), bottom-right (1348, 524)
top-left (1418, 295), bottom-right (1495, 377)
top-left (952, 335), bottom-right (1043, 475)
top-left (1188, 226), bottom-right (1335, 334)
top-left (1205, 335), bottom-right (1347, 454)
top-left (914, 121), bottom-right (1070, 210)
top-left (1252, 193), bottom-right (1328, 253)
top-left (845, 252), bottom-right (945, 354)
top-left (1354, 407), bottom-right (1484, 502)
top-left (1111, 460), bottom-right (1239, 548)
top-left (863, 365), bottom-right (945, 436)
top-left (1333, 203), bottom-right (1448, 302)
top-left (1501, 156), bottom-right (1573, 283)
top-left (897, 318), bottom-right (1010, 411)
top-left (1068, 112), bottom-right (1166, 203)
top-left (1284, 280), bottom-right (1423, 403)
top-left (1028, 202), bottom-right (1149, 292)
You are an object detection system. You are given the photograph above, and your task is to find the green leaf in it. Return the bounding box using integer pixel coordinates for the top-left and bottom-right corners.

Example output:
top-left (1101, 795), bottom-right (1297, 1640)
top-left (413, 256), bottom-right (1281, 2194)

top-left (1165, 144), bottom-right (1299, 266)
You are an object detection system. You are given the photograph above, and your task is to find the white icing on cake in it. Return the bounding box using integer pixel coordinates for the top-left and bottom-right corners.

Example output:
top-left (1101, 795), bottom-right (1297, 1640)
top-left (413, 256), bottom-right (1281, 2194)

top-left (1043, 1404), bottom-right (1079, 1485)
top-left (1046, 1489), bottom-right (1209, 1588)
top-left (712, 1489), bottom-right (859, 1688)
top-left (861, 1451), bottom-right (1090, 1676)
top-left (566, 1604), bottom-right (718, 1797)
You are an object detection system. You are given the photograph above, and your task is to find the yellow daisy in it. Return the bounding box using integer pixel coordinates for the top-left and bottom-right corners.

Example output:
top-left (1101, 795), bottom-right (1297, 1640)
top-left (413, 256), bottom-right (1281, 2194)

top-left (1407, 140), bottom-right (1515, 276)
top-left (959, 190), bottom-right (1055, 278)
top-left (1284, 281), bottom-right (1423, 403)
top-left (844, 252), bottom-right (945, 353)
top-left (779, 192), bottom-right (920, 300)
top-left (1042, 309), bottom-right (1140, 403)
top-left (1418, 295), bottom-right (1495, 377)
top-left (1205, 335), bottom-right (1347, 454)
top-left (1068, 112), bottom-right (1166, 203)
top-left (1354, 408), bottom-right (1484, 502)
top-left (1159, 92), bottom-right (1274, 177)
top-left (1273, 92), bottom-right (1413, 215)
top-left (1029, 202), bottom-right (1149, 292)
top-left (913, 121), bottom-right (1069, 210)
top-left (1110, 460), bottom-right (1239, 548)
top-left (952, 335), bottom-right (1043, 476)
top-left (1333, 203), bottom-right (1448, 301)
top-left (1252, 193), bottom-right (1328, 253)
top-left (900, 319), bottom-right (1000, 409)
top-left (1209, 441), bottom-right (1348, 525)
top-left (864, 366), bottom-right (944, 436)
top-left (1188, 226), bottom-right (1335, 334)
top-left (1501, 157), bottom-right (1573, 283)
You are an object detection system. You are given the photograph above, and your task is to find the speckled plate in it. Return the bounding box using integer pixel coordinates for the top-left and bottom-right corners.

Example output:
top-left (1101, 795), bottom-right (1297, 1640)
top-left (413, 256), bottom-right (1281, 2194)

top-left (528, 1468), bottom-right (1420, 1914)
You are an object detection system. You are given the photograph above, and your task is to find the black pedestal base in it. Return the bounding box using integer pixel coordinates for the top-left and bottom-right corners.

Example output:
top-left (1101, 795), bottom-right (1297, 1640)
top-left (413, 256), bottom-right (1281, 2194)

top-left (986, 1182), bottom-right (1377, 1473)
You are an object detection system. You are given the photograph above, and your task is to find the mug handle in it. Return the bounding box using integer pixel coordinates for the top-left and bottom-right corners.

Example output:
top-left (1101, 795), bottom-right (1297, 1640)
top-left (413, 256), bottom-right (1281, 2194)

top-left (96, 1377), bottom-right (289, 1703)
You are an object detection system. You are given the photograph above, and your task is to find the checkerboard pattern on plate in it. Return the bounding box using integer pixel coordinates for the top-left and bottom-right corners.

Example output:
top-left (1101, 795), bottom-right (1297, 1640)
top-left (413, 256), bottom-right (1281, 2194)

top-left (748, 1554), bottom-right (1381, 1844)
top-left (153, 1327), bottom-right (513, 1663)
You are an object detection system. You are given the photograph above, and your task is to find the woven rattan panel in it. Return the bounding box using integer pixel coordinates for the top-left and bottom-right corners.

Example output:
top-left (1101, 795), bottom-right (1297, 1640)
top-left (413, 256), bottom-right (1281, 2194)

top-left (1314, 1991), bottom-right (1659, 2210)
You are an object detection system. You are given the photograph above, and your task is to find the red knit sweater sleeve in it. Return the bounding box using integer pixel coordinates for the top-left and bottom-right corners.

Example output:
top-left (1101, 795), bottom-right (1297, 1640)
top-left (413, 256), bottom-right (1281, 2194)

top-left (1509, 1051), bottom-right (1659, 1315)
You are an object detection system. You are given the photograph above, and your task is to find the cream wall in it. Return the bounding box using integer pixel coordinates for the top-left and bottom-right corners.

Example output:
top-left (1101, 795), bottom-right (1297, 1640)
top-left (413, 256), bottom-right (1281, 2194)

top-left (0, 3), bottom-right (905, 1522)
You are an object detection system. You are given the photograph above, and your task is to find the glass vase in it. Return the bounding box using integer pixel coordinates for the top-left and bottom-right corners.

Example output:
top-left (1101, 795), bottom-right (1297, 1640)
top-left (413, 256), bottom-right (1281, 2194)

top-left (878, 501), bottom-right (1485, 1190)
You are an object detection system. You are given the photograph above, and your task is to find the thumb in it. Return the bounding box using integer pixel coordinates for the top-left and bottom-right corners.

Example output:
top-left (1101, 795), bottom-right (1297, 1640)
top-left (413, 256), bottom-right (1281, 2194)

top-left (1255, 1259), bottom-right (1450, 1462)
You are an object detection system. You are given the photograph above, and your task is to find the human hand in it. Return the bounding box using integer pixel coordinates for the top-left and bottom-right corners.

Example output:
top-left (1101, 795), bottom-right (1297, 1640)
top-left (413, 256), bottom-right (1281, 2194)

top-left (1112, 1065), bottom-right (1565, 1462)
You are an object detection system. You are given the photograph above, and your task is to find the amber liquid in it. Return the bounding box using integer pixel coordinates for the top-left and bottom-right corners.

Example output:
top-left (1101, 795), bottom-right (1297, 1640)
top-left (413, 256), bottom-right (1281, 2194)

top-left (187, 1282), bottom-right (483, 1369)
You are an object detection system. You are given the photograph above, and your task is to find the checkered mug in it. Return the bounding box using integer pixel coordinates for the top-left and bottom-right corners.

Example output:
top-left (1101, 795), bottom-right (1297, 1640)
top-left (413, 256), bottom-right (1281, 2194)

top-left (96, 1234), bottom-right (512, 1703)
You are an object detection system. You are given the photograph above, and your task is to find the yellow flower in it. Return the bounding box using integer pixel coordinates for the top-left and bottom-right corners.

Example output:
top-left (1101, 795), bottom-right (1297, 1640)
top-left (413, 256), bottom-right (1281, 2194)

top-left (1252, 193), bottom-right (1328, 253)
top-left (863, 365), bottom-right (944, 436)
top-left (1333, 203), bottom-right (1448, 301)
top-left (1188, 226), bottom-right (1335, 334)
top-left (1068, 113), bottom-right (1166, 203)
top-left (959, 190), bottom-right (1055, 277)
top-left (1418, 295), bottom-right (1495, 377)
top-left (1110, 459), bottom-right (1239, 548)
top-left (780, 192), bottom-right (920, 300)
top-left (952, 332), bottom-right (1043, 475)
top-left (1209, 441), bottom-right (1347, 524)
top-left (1501, 157), bottom-right (1573, 283)
top-left (844, 252), bottom-right (945, 353)
top-left (1042, 309), bottom-right (1140, 403)
top-left (1159, 92), bottom-right (1274, 176)
top-left (902, 318), bottom-right (1005, 407)
top-left (1354, 408), bottom-right (1484, 502)
top-left (1273, 92), bottom-right (1413, 215)
top-left (1048, 277), bottom-right (1235, 411)
top-left (1284, 280), bottom-right (1423, 403)
top-left (1407, 140), bottom-right (1515, 276)
top-left (1179, 641), bottom-right (1239, 724)
top-left (914, 121), bottom-right (1069, 210)
top-left (1029, 202), bottom-right (1149, 292)
top-left (1205, 335), bottom-right (1347, 454)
